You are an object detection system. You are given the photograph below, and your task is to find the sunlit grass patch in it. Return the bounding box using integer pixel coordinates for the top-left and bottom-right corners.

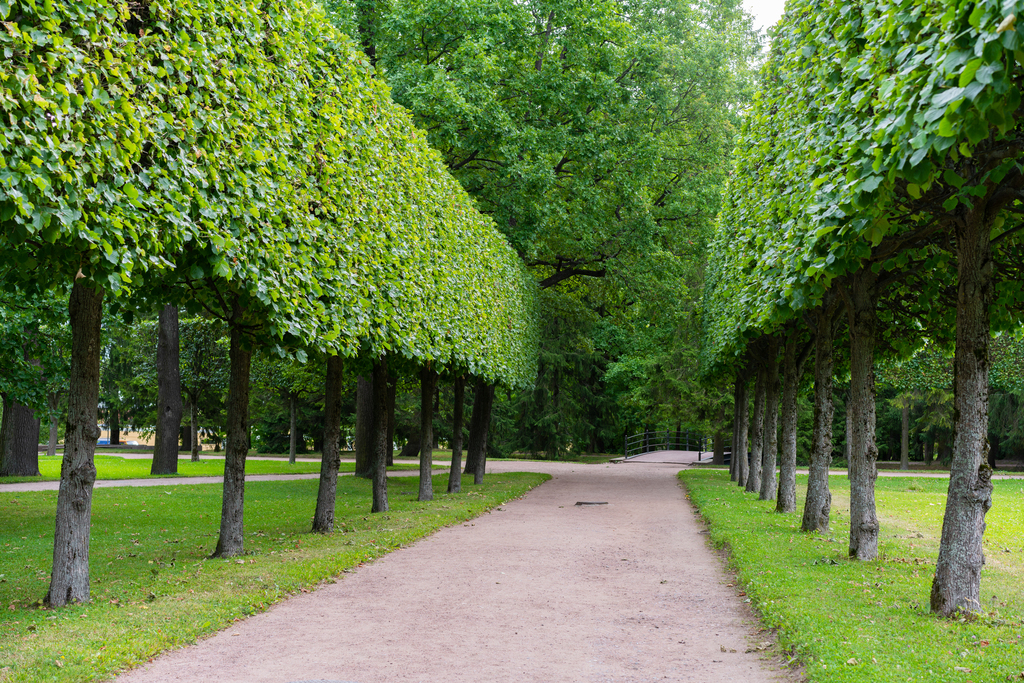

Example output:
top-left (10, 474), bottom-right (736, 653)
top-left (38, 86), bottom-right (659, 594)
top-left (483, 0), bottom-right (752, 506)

top-left (681, 470), bottom-right (1024, 683)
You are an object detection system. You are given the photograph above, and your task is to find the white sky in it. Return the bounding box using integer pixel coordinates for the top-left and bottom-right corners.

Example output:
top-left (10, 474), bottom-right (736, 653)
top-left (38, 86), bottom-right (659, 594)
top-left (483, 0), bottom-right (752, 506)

top-left (743, 0), bottom-right (787, 32)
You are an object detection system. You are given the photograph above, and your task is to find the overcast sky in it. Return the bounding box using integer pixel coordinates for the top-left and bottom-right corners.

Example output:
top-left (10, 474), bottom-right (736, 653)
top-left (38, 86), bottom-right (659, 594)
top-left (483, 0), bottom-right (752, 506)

top-left (743, 0), bottom-right (787, 32)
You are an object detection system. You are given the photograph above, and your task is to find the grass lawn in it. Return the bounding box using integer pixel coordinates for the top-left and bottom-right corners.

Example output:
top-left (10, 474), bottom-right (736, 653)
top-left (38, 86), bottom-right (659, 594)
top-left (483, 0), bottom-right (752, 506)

top-left (681, 470), bottom-right (1024, 683)
top-left (0, 471), bottom-right (547, 682)
top-left (0, 455), bottom-right (424, 484)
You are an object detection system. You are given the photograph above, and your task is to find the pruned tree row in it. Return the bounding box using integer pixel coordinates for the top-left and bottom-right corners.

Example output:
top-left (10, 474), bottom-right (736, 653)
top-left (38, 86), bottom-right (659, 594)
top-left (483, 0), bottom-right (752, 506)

top-left (700, 0), bottom-right (1024, 617)
top-left (1, 0), bottom-right (537, 606)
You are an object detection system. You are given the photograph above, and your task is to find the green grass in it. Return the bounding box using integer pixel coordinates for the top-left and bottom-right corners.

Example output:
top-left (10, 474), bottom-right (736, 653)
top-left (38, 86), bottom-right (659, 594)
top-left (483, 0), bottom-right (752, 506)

top-left (680, 470), bottom-right (1024, 683)
top-left (0, 455), bottom-right (424, 484)
top-left (0, 471), bottom-right (548, 682)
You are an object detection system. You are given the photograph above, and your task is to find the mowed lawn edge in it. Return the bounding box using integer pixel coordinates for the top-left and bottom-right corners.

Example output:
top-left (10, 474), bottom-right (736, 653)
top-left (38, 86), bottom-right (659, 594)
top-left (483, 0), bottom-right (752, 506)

top-left (0, 472), bottom-right (549, 683)
top-left (0, 455), bottom-right (428, 485)
top-left (679, 469), bottom-right (1024, 683)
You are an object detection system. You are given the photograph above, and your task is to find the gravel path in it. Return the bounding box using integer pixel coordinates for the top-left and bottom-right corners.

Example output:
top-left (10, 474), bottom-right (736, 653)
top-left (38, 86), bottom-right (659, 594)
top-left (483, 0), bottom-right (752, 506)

top-left (114, 461), bottom-right (795, 683)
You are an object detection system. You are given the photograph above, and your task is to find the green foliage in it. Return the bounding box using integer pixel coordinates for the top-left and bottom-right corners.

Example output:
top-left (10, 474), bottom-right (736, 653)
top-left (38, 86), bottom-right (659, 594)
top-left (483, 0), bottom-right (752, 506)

top-left (0, 0), bottom-right (538, 388)
top-left (700, 0), bottom-right (1024, 374)
top-left (683, 470), bottom-right (1024, 682)
top-left (0, 288), bottom-right (68, 416)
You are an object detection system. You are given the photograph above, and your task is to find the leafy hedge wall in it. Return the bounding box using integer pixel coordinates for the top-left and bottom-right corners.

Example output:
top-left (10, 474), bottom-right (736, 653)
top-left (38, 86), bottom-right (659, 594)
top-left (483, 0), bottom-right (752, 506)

top-left (0, 0), bottom-right (537, 387)
top-left (700, 0), bottom-right (1024, 375)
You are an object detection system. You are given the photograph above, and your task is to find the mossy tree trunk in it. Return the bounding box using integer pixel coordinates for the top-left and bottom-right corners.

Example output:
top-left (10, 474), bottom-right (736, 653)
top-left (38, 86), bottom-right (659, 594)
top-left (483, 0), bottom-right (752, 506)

top-left (418, 363), bottom-right (437, 502)
top-left (931, 204), bottom-right (994, 616)
top-left (846, 271), bottom-right (879, 561)
top-left (212, 323), bottom-right (253, 558)
top-left (152, 304), bottom-right (182, 475)
top-left (760, 337), bottom-right (780, 502)
top-left (746, 362), bottom-right (766, 494)
top-left (448, 374), bottom-right (465, 493)
top-left (371, 358), bottom-right (390, 513)
top-left (46, 280), bottom-right (103, 606)
top-left (313, 355), bottom-right (344, 533)
top-left (802, 305), bottom-right (835, 533)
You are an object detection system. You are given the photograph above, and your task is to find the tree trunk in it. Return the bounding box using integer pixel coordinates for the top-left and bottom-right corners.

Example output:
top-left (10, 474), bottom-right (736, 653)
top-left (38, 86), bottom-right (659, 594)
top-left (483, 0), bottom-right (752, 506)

top-left (931, 206), bottom-right (994, 616)
top-left (0, 396), bottom-right (41, 476)
top-left (46, 281), bottom-right (103, 606)
top-left (432, 382), bottom-right (440, 450)
top-left (802, 306), bottom-right (834, 533)
top-left (152, 304), bottom-right (182, 475)
top-left (109, 409), bottom-right (120, 446)
top-left (845, 400), bottom-right (852, 463)
top-left (733, 373), bottom-right (749, 486)
top-left (746, 363), bottom-right (766, 494)
top-left (846, 272), bottom-right (880, 560)
top-left (190, 399), bottom-right (200, 461)
top-left (924, 436), bottom-right (933, 466)
top-left (448, 374), bottom-right (465, 493)
top-left (288, 394), bottom-right (297, 465)
top-left (386, 373), bottom-right (396, 466)
top-left (47, 392), bottom-right (61, 457)
top-left (777, 335), bottom-right (800, 513)
top-left (900, 403), bottom-right (910, 470)
top-left (398, 432), bottom-right (420, 459)
top-left (371, 357), bottom-right (390, 513)
top-left (418, 364), bottom-right (437, 502)
top-left (179, 418), bottom-right (192, 455)
top-left (212, 324), bottom-right (253, 558)
top-left (760, 338), bottom-right (780, 501)
top-left (354, 374), bottom-right (373, 478)
top-left (313, 355), bottom-right (344, 533)
top-left (712, 429), bottom-right (725, 466)
top-left (466, 380), bottom-right (495, 485)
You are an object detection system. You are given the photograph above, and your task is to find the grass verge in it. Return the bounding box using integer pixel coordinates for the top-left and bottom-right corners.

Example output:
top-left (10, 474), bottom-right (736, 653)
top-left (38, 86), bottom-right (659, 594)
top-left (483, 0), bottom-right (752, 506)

top-left (0, 456), bottom-right (423, 484)
top-left (0, 471), bottom-right (548, 682)
top-left (680, 470), bottom-right (1024, 683)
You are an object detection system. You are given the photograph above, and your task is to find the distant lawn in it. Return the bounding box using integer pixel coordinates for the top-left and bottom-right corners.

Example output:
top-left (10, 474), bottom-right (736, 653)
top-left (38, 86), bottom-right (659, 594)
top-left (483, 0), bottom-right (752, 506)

top-left (0, 455), bottom-right (423, 484)
top-left (0, 471), bottom-right (548, 682)
top-left (681, 470), bottom-right (1024, 683)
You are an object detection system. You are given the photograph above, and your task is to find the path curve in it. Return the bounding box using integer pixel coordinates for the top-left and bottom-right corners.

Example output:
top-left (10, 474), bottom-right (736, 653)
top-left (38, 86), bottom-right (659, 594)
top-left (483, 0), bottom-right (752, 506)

top-left (114, 461), bottom-right (794, 683)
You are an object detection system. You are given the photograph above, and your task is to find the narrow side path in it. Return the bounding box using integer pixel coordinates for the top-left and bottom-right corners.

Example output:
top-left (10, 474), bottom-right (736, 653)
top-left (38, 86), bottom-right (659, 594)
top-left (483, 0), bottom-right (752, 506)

top-left (115, 461), bottom-right (793, 683)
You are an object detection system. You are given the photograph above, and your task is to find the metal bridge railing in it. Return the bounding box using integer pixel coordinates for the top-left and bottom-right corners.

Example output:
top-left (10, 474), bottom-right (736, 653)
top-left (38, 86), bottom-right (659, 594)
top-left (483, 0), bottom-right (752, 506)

top-left (624, 429), bottom-right (711, 459)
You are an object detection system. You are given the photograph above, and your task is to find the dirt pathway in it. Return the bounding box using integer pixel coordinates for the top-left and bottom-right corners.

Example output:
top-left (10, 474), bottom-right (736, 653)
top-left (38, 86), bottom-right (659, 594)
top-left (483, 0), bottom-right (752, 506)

top-left (114, 461), bottom-right (793, 683)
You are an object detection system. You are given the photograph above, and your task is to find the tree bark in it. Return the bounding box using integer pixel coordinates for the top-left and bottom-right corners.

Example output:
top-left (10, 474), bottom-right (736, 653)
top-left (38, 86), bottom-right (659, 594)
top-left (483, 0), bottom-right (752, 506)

top-left (712, 429), bottom-right (725, 466)
top-left (448, 374), bottom-right (465, 493)
top-left (746, 363), bottom-right (766, 494)
top-left (386, 373), bottom-right (396, 467)
top-left (288, 394), bottom-right (297, 465)
top-left (190, 399), bottom-right (200, 461)
top-left (418, 364), bottom-right (437, 502)
top-left (776, 335), bottom-right (800, 513)
top-left (354, 374), bottom-right (373, 478)
top-left (845, 400), bottom-right (852, 463)
top-left (733, 373), bottom-right (749, 486)
top-left (371, 357), bottom-right (390, 513)
top-left (212, 324), bottom-right (253, 558)
top-left (846, 272), bottom-right (880, 560)
top-left (931, 206), bottom-right (994, 616)
top-left (760, 338), bottom-right (780, 501)
top-left (46, 280), bottom-right (103, 606)
top-left (109, 409), bottom-right (120, 446)
top-left (0, 395), bottom-right (41, 476)
top-left (47, 392), bottom-right (61, 457)
top-left (313, 355), bottom-right (344, 533)
top-left (900, 403), bottom-right (910, 470)
top-left (152, 305), bottom-right (182, 475)
top-left (466, 380), bottom-right (495, 485)
top-left (802, 306), bottom-right (834, 533)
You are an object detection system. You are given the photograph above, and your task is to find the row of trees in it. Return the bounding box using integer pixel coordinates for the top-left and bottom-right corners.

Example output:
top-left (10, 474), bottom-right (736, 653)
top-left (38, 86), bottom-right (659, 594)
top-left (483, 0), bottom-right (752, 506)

top-left (0, 0), bottom-right (537, 607)
top-left (701, 0), bottom-right (1024, 616)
